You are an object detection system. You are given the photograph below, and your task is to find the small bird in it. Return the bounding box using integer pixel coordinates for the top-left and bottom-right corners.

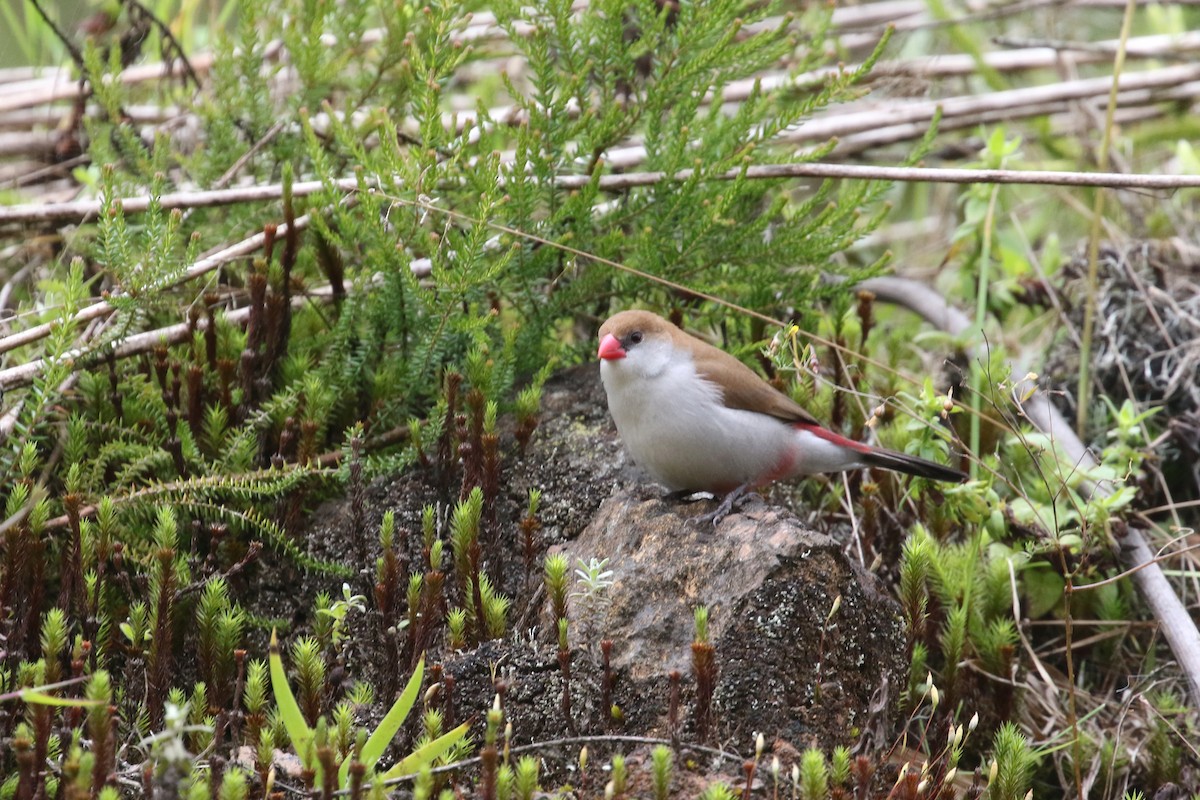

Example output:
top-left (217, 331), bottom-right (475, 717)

top-left (597, 310), bottom-right (966, 501)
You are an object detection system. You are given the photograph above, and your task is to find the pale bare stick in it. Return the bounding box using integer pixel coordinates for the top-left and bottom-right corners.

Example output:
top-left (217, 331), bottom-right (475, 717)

top-left (8, 156), bottom-right (1200, 230)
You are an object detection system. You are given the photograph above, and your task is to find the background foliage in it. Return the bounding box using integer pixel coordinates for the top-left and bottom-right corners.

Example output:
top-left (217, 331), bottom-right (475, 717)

top-left (1, 0), bottom-right (1199, 796)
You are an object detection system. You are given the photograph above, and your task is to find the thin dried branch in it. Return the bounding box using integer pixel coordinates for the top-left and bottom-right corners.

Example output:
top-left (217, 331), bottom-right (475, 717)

top-left (596, 62), bottom-right (1200, 168)
top-left (790, 63), bottom-right (1199, 144)
top-left (4, 159), bottom-right (1200, 230)
top-left (0, 53), bottom-right (216, 115)
top-left (7, 1), bottom-right (1195, 166)
top-left (0, 184), bottom-right (330, 226)
top-left (0, 0), bottom-right (898, 115)
top-left (451, 30), bottom-right (1200, 136)
top-left (0, 2), bottom-right (562, 114)
top-left (577, 161), bottom-right (1200, 191)
top-left (831, 86), bottom-right (1199, 156)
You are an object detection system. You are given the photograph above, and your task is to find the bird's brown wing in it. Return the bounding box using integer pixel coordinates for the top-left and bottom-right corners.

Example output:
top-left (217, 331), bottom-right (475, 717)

top-left (687, 336), bottom-right (822, 426)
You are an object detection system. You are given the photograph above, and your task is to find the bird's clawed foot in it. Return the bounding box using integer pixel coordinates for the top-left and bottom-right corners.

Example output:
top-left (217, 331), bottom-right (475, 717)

top-left (661, 485), bottom-right (757, 527)
top-left (665, 489), bottom-right (717, 504)
top-left (693, 483), bottom-right (755, 528)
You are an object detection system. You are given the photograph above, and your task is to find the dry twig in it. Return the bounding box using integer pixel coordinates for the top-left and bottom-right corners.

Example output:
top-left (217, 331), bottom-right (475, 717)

top-left (4, 160), bottom-right (1200, 230)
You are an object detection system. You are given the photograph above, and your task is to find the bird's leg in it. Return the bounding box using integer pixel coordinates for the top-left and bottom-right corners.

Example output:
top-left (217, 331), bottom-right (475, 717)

top-left (695, 483), bottom-right (755, 527)
top-left (664, 489), bottom-right (717, 503)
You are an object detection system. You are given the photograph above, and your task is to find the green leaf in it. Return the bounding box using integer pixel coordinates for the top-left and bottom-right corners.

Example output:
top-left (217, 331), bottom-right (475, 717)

top-left (20, 690), bottom-right (105, 707)
top-left (338, 657), bottom-right (425, 787)
top-left (1023, 566), bottom-right (1065, 619)
top-left (268, 629), bottom-right (313, 768)
top-left (381, 721), bottom-right (471, 779)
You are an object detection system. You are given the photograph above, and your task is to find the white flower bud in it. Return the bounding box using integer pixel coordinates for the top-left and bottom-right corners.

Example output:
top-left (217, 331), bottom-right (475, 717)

top-left (827, 595), bottom-right (842, 620)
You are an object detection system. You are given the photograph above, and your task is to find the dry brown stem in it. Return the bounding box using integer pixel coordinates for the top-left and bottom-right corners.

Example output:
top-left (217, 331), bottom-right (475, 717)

top-left (4, 161), bottom-right (1200, 230)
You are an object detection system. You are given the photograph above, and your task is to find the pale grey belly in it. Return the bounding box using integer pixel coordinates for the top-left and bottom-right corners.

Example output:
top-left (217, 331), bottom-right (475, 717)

top-left (616, 400), bottom-right (792, 491)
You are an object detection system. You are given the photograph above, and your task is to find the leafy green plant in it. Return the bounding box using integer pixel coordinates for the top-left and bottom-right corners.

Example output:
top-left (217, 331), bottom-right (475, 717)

top-left (830, 746), bottom-right (851, 791)
top-left (316, 582), bottom-right (368, 650)
top-left (797, 747), bottom-right (828, 800)
top-left (650, 744), bottom-right (672, 800)
top-left (698, 783), bottom-right (737, 800)
top-left (571, 556), bottom-right (614, 642)
top-left (609, 752), bottom-right (628, 798)
top-left (544, 553), bottom-right (571, 626)
top-left (1145, 690), bottom-right (1186, 790)
top-left (7, 0), bottom-right (1192, 792)
top-left (269, 631), bottom-right (468, 789)
top-left (514, 755), bottom-right (541, 800)
top-left (194, 577), bottom-right (247, 710)
top-left (986, 722), bottom-right (1037, 800)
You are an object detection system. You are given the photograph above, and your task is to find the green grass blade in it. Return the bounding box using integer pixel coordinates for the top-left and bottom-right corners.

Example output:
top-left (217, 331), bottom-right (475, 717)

top-left (268, 629), bottom-right (313, 768)
top-left (19, 690), bottom-right (105, 707)
top-left (381, 722), bottom-right (470, 779)
top-left (339, 657), bottom-right (426, 787)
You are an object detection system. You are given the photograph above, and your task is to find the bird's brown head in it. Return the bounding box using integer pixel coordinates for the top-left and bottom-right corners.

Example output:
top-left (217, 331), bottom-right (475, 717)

top-left (597, 310), bottom-right (677, 361)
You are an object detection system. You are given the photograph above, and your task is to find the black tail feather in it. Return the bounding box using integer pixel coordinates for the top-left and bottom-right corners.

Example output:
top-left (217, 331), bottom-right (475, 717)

top-left (861, 448), bottom-right (968, 483)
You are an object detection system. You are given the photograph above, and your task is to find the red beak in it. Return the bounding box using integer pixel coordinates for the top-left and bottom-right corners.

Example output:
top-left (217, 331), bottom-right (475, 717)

top-left (597, 334), bottom-right (626, 360)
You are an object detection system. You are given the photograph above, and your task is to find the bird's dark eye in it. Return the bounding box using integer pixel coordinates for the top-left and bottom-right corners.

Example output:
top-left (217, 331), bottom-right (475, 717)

top-left (629, 331), bottom-right (643, 345)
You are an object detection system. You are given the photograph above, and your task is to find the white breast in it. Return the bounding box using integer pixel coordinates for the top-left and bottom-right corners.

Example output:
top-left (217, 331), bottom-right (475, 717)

top-left (600, 350), bottom-right (793, 492)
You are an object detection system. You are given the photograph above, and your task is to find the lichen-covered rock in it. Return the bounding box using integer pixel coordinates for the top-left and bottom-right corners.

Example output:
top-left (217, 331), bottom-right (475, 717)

top-left (561, 490), bottom-right (905, 748)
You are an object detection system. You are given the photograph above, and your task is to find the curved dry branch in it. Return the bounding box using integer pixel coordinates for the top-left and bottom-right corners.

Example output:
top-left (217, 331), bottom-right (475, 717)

top-left (0, 184), bottom-right (333, 226)
top-left (6, 162), bottom-right (1200, 229)
top-left (858, 275), bottom-right (1200, 707)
